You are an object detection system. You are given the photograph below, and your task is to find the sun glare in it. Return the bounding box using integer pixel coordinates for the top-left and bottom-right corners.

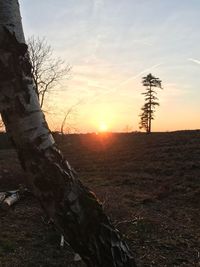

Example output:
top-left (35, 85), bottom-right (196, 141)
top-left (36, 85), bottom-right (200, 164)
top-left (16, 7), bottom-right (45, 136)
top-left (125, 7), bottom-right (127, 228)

top-left (99, 122), bottom-right (108, 132)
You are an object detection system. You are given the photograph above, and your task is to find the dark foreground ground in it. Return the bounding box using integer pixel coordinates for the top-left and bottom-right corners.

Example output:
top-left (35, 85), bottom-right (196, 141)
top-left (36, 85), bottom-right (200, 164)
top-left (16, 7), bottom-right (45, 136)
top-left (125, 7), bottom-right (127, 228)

top-left (0, 130), bottom-right (200, 267)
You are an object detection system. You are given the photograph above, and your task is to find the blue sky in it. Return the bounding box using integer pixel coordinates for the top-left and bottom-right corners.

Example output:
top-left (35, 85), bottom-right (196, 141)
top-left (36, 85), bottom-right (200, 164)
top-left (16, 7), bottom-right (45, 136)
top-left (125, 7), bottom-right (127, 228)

top-left (20, 0), bottom-right (200, 132)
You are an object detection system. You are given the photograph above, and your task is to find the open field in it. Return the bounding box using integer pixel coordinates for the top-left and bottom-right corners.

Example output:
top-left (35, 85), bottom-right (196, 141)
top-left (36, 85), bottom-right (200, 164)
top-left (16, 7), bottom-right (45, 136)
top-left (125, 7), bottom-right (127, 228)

top-left (0, 130), bottom-right (200, 267)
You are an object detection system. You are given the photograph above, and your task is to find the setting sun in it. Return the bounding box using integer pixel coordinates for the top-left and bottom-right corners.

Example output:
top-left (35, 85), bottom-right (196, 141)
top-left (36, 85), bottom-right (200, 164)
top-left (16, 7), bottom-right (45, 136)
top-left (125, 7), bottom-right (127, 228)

top-left (89, 104), bottom-right (116, 133)
top-left (99, 122), bottom-right (108, 132)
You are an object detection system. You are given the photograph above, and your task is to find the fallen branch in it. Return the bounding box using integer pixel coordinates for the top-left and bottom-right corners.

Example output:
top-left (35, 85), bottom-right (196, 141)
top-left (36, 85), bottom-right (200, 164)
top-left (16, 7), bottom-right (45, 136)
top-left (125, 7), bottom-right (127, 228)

top-left (114, 218), bottom-right (138, 227)
top-left (0, 186), bottom-right (29, 208)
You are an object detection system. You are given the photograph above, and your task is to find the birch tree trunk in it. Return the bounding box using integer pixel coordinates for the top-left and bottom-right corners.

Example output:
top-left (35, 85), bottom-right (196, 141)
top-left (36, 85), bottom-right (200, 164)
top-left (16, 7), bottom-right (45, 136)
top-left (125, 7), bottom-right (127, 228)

top-left (0, 1), bottom-right (136, 266)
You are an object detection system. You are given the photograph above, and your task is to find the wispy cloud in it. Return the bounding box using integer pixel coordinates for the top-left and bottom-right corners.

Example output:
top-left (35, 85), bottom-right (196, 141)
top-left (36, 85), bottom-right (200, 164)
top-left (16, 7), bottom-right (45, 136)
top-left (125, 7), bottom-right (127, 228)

top-left (89, 63), bottom-right (163, 103)
top-left (93, 0), bottom-right (104, 11)
top-left (188, 58), bottom-right (200, 65)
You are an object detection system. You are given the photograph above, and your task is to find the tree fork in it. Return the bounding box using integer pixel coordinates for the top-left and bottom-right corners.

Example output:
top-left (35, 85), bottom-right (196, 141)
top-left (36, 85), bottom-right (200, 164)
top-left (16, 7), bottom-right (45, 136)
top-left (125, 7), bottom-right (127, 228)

top-left (0, 1), bottom-right (136, 266)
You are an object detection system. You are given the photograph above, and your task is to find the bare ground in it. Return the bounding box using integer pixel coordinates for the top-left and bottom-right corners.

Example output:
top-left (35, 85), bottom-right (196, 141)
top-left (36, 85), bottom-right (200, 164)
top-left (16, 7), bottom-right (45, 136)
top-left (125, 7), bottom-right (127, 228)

top-left (0, 130), bottom-right (200, 267)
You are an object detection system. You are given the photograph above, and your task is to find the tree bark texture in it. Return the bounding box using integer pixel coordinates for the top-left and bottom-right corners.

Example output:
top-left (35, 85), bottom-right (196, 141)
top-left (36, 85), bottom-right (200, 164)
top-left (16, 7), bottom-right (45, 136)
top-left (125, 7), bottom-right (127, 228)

top-left (0, 1), bottom-right (137, 267)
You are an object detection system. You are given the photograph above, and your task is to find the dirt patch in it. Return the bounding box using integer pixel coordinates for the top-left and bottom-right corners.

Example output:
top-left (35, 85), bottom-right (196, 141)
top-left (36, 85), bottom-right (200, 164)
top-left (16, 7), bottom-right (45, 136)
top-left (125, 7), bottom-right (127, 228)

top-left (0, 131), bottom-right (200, 266)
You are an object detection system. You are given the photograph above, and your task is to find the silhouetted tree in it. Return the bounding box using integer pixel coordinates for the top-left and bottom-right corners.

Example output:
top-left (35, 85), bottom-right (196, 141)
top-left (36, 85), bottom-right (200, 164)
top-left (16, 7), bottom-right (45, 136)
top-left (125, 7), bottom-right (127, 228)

top-left (139, 73), bottom-right (162, 133)
top-left (27, 36), bottom-right (71, 108)
top-left (0, 1), bottom-right (136, 266)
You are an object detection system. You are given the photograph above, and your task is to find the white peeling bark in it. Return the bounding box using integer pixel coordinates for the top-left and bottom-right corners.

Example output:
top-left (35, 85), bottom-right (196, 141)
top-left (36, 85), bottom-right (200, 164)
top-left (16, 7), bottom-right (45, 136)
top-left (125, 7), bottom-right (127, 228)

top-left (0, 1), bottom-right (137, 267)
top-left (0, 1), bottom-right (54, 151)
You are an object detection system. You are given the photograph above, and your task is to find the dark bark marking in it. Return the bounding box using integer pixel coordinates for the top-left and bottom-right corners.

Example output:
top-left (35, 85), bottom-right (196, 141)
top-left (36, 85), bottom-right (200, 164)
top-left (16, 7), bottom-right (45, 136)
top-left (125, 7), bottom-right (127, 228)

top-left (14, 96), bottom-right (26, 115)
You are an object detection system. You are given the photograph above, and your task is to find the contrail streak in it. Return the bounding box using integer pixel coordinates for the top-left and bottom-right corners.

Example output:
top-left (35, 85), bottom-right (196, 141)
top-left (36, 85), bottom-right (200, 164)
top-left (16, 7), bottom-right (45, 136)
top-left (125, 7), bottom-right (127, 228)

top-left (88, 63), bottom-right (163, 103)
top-left (188, 58), bottom-right (200, 65)
top-left (115, 63), bottom-right (163, 90)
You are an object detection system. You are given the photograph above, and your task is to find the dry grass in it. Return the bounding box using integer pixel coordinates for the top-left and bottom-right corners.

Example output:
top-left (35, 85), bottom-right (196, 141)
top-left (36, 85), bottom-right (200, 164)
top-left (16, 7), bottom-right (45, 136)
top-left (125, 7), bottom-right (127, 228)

top-left (0, 130), bottom-right (200, 266)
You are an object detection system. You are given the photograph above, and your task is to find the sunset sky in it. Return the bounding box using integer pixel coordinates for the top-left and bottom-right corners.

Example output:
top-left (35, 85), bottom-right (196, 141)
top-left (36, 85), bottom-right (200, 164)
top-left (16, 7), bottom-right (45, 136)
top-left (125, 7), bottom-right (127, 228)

top-left (20, 0), bottom-right (200, 133)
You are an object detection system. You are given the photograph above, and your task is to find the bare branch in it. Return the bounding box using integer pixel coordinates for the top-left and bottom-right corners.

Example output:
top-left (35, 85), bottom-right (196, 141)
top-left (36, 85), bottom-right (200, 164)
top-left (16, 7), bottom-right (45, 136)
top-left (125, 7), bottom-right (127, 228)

top-left (27, 36), bottom-right (71, 108)
top-left (60, 100), bottom-right (83, 135)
